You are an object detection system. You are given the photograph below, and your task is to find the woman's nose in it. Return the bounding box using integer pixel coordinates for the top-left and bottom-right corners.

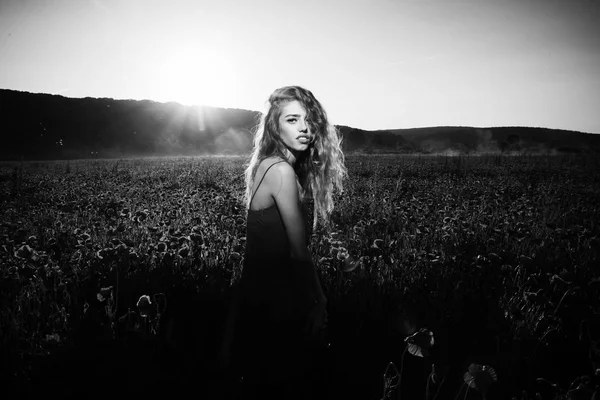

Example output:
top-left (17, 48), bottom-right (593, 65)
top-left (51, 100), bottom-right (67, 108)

top-left (299, 120), bottom-right (308, 132)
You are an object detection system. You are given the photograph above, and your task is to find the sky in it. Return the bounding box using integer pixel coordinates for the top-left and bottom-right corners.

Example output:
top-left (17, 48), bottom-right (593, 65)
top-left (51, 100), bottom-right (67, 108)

top-left (1, 0), bottom-right (599, 133)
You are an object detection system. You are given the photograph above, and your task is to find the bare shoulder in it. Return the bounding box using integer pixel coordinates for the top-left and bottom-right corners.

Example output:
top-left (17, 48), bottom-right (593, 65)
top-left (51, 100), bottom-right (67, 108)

top-left (271, 159), bottom-right (295, 178)
top-left (254, 156), bottom-right (277, 175)
top-left (257, 157), bottom-right (292, 178)
top-left (253, 157), bottom-right (293, 195)
top-left (272, 161), bottom-right (302, 200)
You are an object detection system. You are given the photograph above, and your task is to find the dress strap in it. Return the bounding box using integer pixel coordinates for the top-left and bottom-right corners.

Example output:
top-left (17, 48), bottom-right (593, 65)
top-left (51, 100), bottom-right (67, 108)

top-left (249, 160), bottom-right (285, 208)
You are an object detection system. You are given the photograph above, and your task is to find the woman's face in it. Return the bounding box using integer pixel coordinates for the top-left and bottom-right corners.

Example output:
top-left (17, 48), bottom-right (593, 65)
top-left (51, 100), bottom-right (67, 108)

top-left (278, 100), bottom-right (313, 154)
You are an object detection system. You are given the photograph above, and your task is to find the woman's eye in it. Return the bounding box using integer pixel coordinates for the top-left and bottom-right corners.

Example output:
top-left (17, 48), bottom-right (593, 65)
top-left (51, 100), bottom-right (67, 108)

top-left (287, 118), bottom-right (297, 123)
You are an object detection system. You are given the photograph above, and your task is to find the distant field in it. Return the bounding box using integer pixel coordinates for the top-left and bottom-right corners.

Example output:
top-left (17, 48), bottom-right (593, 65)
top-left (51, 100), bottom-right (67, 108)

top-left (1, 154), bottom-right (599, 399)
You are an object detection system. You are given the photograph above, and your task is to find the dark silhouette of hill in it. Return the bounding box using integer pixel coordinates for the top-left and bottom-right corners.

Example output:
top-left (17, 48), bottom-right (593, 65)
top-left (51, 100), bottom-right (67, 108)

top-left (1, 89), bottom-right (598, 160)
top-left (1, 89), bottom-right (257, 160)
top-left (336, 125), bottom-right (600, 155)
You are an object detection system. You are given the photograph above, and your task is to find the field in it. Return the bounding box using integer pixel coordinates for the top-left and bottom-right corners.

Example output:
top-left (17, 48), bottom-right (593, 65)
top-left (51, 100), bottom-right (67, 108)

top-left (1, 154), bottom-right (599, 399)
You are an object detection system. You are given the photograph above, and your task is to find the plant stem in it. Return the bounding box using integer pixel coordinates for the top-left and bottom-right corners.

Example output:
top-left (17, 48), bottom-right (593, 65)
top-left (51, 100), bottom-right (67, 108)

top-left (553, 287), bottom-right (580, 316)
top-left (397, 346), bottom-right (407, 400)
top-left (426, 372), bottom-right (432, 400)
top-left (426, 370), bottom-right (437, 400)
top-left (454, 382), bottom-right (467, 400)
top-left (432, 377), bottom-right (446, 400)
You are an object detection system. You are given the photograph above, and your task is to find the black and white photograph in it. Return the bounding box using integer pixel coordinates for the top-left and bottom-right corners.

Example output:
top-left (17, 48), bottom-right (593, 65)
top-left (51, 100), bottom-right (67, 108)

top-left (1, 0), bottom-right (599, 399)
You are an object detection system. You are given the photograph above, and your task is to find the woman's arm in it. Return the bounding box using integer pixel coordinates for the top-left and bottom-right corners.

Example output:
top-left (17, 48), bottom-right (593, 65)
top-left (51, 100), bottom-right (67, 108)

top-left (273, 163), bottom-right (326, 303)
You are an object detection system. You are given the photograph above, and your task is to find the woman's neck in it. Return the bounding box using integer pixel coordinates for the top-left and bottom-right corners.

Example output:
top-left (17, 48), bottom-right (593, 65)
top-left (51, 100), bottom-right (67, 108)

top-left (281, 147), bottom-right (298, 166)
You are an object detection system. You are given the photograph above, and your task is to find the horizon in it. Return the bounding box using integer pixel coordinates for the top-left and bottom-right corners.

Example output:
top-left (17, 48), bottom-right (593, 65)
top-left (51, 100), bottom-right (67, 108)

top-left (1, 0), bottom-right (599, 133)
top-left (3, 87), bottom-right (597, 135)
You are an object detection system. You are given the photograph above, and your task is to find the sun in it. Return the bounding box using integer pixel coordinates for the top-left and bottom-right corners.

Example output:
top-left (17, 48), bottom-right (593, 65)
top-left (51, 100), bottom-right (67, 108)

top-left (152, 45), bottom-right (239, 108)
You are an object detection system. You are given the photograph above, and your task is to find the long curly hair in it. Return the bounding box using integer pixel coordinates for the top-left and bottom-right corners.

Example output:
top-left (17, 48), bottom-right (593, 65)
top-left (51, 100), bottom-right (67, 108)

top-left (244, 86), bottom-right (347, 229)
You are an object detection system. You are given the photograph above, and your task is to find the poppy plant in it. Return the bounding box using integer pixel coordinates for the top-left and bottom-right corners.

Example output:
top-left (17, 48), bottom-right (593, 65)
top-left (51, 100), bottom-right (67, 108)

top-left (404, 328), bottom-right (435, 357)
top-left (136, 295), bottom-right (153, 318)
top-left (463, 363), bottom-right (497, 397)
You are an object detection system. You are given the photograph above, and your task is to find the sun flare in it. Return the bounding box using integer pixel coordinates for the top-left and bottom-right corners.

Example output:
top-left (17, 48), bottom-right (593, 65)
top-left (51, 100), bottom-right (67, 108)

top-left (153, 45), bottom-right (239, 108)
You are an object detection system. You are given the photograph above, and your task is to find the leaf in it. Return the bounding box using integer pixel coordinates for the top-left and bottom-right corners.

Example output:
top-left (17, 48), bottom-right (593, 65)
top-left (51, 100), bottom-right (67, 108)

top-left (341, 255), bottom-right (361, 273)
top-left (535, 377), bottom-right (559, 390)
top-left (44, 333), bottom-right (60, 344)
top-left (15, 244), bottom-right (35, 260)
top-left (97, 286), bottom-right (113, 302)
top-left (464, 363), bottom-right (497, 394)
top-left (407, 342), bottom-right (427, 357)
top-left (404, 328), bottom-right (434, 357)
top-left (337, 250), bottom-right (349, 261)
top-left (382, 362), bottom-right (399, 398)
top-left (372, 239), bottom-right (384, 249)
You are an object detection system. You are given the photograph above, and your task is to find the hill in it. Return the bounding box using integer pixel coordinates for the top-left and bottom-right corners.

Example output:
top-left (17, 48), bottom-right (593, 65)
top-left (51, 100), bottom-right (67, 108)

top-left (336, 125), bottom-right (600, 155)
top-left (1, 89), bottom-right (598, 160)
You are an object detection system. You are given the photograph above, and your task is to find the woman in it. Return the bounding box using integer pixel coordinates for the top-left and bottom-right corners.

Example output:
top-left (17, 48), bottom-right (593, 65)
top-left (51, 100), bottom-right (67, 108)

top-left (220, 86), bottom-right (347, 399)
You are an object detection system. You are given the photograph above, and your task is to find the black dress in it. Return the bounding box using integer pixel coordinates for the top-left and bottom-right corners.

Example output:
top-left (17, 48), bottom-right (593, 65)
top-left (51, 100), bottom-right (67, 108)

top-left (228, 161), bottom-right (314, 397)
